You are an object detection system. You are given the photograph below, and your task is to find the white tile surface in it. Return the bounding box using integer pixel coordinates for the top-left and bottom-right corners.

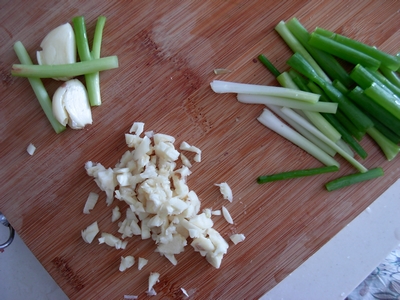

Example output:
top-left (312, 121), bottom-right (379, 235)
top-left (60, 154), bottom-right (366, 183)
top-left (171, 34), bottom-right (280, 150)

top-left (0, 226), bottom-right (68, 300)
top-left (262, 179), bottom-right (400, 300)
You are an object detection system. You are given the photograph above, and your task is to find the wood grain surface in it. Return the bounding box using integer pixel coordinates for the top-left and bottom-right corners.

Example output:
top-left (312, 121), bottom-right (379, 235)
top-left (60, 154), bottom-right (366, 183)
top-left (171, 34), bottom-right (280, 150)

top-left (1, 1), bottom-right (400, 299)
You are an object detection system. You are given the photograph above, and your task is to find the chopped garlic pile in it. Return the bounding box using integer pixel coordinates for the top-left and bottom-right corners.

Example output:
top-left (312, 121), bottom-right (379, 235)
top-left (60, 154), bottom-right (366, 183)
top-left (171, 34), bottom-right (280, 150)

top-left (84, 122), bottom-right (230, 269)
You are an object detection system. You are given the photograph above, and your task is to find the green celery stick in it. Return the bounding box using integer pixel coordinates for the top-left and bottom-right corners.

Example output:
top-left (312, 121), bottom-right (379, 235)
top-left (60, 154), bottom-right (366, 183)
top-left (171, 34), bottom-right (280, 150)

top-left (73, 16), bottom-right (106, 107)
top-left (325, 168), bottom-right (384, 191)
top-left (11, 56), bottom-right (119, 78)
top-left (13, 41), bottom-right (66, 134)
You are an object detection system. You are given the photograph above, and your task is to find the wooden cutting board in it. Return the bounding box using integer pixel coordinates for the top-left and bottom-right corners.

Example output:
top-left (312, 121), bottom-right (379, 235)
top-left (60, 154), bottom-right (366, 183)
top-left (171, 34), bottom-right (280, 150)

top-left (1, 1), bottom-right (399, 299)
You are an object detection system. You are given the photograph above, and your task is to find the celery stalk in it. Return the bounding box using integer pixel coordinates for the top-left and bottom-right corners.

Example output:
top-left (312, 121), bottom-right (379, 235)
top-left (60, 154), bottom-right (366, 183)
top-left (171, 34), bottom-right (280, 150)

top-left (73, 16), bottom-right (106, 107)
top-left (11, 56), bottom-right (118, 78)
top-left (13, 41), bottom-right (66, 134)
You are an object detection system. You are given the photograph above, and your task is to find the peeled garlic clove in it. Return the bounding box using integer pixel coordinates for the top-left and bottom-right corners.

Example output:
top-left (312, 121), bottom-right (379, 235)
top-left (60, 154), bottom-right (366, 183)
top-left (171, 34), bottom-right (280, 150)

top-left (52, 79), bottom-right (93, 129)
top-left (36, 23), bottom-right (76, 81)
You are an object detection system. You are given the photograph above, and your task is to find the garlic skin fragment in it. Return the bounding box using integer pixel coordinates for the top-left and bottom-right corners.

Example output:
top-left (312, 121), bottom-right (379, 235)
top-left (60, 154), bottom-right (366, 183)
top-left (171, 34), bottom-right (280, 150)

top-left (52, 79), bottom-right (92, 129)
top-left (81, 221), bottom-right (99, 244)
top-left (36, 23), bottom-right (76, 81)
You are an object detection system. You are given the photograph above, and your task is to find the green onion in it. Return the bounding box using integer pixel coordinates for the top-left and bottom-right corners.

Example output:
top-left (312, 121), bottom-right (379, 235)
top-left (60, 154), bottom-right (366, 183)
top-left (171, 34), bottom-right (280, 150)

top-left (366, 127), bottom-right (400, 161)
top-left (267, 104), bottom-right (337, 156)
top-left (210, 80), bottom-right (320, 103)
top-left (364, 111), bottom-right (400, 144)
top-left (258, 54), bottom-right (281, 78)
top-left (314, 27), bottom-right (400, 71)
top-left (259, 57), bottom-right (341, 141)
top-left (367, 68), bottom-right (400, 99)
top-left (347, 86), bottom-right (400, 133)
top-left (257, 165), bottom-right (339, 183)
top-left (280, 107), bottom-right (368, 173)
top-left (285, 17), bottom-right (354, 88)
top-left (307, 81), bottom-right (366, 141)
top-left (274, 21), bottom-right (331, 82)
top-left (287, 52), bottom-right (374, 132)
top-left (236, 94), bottom-right (338, 113)
top-left (380, 65), bottom-right (400, 89)
top-left (11, 56), bottom-right (119, 78)
top-left (308, 32), bottom-right (381, 70)
top-left (364, 83), bottom-right (400, 121)
top-left (13, 41), bottom-right (66, 134)
top-left (325, 168), bottom-right (384, 191)
top-left (73, 16), bottom-right (107, 107)
top-left (257, 108), bottom-right (340, 167)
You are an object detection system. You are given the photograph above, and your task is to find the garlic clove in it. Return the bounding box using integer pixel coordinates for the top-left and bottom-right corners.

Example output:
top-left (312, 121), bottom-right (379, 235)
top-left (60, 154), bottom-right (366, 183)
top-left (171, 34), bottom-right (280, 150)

top-left (52, 79), bottom-right (93, 130)
top-left (36, 23), bottom-right (76, 81)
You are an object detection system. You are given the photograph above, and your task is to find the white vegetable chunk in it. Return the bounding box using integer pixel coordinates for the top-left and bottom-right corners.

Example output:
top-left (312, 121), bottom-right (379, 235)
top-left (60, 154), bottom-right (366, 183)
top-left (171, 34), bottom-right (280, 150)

top-left (129, 122), bottom-right (145, 136)
top-left (138, 257), bottom-right (148, 270)
top-left (112, 206), bottom-right (121, 222)
top-left (52, 79), bottom-right (93, 129)
top-left (222, 206), bottom-right (234, 224)
top-left (26, 143), bottom-right (36, 155)
top-left (148, 272), bottom-right (160, 295)
top-left (36, 23), bottom-right (76, 81)
top-left (230, 233), bottom-right (246, 245)
top-left (215, 182), bottom-right (233, 202)
top-left (124, 295), bottom-right (138, 300)
top-left (119, 256), bottom-right (135, 272)
top-left (84, 122), bottom-right (230, 269)
top-left (181, 287), bottom-right (189, 297)
top-left (180, 141), bottom-right (201, 162)
top-left (81, 221), bottom-right (99, 244)
top-left (83, 192), bottom-right (99, 214)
